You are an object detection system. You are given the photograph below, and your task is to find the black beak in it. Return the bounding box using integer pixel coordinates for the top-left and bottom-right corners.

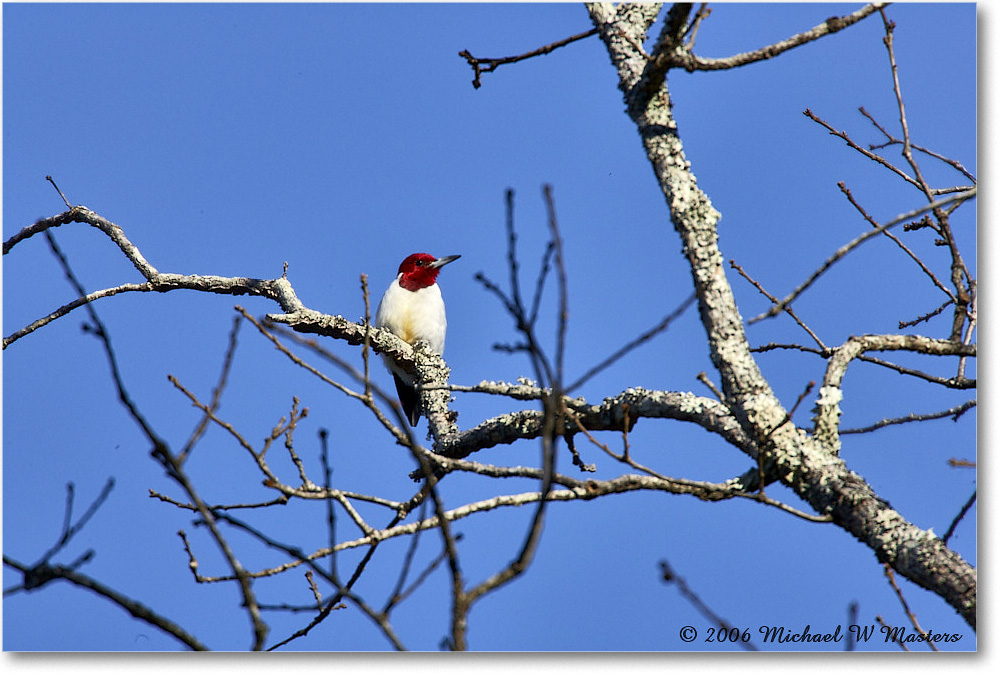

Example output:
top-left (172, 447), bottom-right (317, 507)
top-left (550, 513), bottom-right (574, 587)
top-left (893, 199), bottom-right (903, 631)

top-left (430, 254), bottom-right (461, 269)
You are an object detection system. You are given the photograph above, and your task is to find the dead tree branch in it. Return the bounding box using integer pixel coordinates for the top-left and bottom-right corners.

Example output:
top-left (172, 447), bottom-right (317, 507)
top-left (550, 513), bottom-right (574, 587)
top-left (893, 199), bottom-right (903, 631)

top-left (459, 27), bottom-right (598, 89)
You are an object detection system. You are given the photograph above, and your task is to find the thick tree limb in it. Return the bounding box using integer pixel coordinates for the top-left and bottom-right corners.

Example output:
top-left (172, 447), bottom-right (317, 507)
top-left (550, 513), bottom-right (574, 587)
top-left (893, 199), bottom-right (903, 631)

top-left (814, 334), bottom-right (976, 452)
top-left (432, 386), bottom-right (754, 461)
top-left (586, 2), bottom-right (975, 628)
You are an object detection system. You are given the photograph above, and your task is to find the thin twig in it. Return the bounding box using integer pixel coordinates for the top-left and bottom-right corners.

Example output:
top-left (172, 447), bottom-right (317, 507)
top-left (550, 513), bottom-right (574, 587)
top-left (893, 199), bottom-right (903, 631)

top-left (179, 314), bottom-right (242, 464)
top-left (660, 559), bottom-right (759, 651)
top-left (567, 292), bottom-right (697, 392)
top-left (459, 28), bottom-right (598, 89)
top-left (899, 297), bottom-right (954, 329)
top-left (683, 3), bottom-right (711, 49)
top-left (860, 106), bottom-right (976, 184)
top-left (836, 181), bottom-right (956, 303)
top-left (361, 274), bottom-right (373, 399)
top-left (696, 371), bottom-right (724, 401)
top-left (876, 6), bottom-right (974, 343)
top-left (34, 478), bottom-right (115, 566)
top-left (804, 108), bottom-right (921, 189)
top-left (241, 308), bottom-right (410, 446)
top-left (748, 188), bottom-right (976, 323)
top-left (941, 490), bottom-right (976, 546)
top-left (3, 553), bottom-right (209, 651)
top-left (883, 563), bottom-right (939, 651)
top-left (729, 260), bottom-right (826, 350)
top-left (44, 230), bottom-right (167, 452)
top-left (755, 341), bottom-right (975, 390)
top-left (266, 510), bottom-right (409, 651)
top-left (46, 175), bottom-right (72, 208)
top-left (319, 429), bottom-right (340, 584)
top-left (840, 400), bottom-right (976, 435)
top-left (382, 501), bottom-right (428, 614)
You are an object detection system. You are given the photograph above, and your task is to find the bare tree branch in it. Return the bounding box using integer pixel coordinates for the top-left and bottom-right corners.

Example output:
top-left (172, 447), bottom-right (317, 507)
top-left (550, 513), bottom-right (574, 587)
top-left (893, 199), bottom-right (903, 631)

top-left (660, 559), bottom-right (759, 651)
top-left (586, 2), bottom-right (976, 628)
top-left (747, 188), bottom-right (976, 324)
top-left (459, 27), bottom-right (598, 89)
top-left (5, 3), bottom-right (974, 650)
top-left (3, 554), bottom-right (209, 651)
top-left (840, 400), bottom-right (976, 435)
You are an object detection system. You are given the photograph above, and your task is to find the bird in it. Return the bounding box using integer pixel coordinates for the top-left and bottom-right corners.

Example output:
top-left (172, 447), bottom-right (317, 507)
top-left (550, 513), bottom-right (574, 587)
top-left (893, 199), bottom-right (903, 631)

top-left (375, 252), bottom-right (461, 425)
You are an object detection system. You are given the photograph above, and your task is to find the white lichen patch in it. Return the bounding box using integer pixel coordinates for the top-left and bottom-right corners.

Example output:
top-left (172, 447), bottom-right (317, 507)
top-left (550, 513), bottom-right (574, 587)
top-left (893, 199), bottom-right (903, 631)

top-left (816, 386), bottom-right (844, 407)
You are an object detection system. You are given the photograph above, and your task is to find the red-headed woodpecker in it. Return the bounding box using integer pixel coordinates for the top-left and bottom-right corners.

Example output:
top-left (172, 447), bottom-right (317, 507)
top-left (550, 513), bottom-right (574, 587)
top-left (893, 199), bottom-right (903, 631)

top-left (375, 253), bottom-right (461, 425)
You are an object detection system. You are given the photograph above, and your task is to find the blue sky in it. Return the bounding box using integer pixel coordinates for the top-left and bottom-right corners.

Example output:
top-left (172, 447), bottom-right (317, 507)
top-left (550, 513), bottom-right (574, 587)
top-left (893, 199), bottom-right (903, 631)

top-left (2, 2), bottom-right (977, 654)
